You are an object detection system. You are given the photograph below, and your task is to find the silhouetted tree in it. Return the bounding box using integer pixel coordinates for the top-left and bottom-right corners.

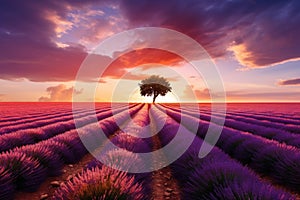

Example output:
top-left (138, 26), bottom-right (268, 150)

top-left (139, 75), bottom-right (172, 103)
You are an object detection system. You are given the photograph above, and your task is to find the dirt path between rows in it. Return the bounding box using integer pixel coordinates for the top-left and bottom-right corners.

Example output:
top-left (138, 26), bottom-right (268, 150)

top-left (14, 153), bottom-right (94, 200)
top-left (150, 136), bottom-right (181, 200)
top-left (150, 108), bottom-right (181, 200)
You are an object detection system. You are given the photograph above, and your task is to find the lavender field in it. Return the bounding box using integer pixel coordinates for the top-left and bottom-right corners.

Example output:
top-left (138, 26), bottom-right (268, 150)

top-left (0, 102), bottom-right (299, 200)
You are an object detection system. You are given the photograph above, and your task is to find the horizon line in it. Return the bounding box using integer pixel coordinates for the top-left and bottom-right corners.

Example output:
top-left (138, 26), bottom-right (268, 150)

top-left (1, 101), bottom-right (300, 103)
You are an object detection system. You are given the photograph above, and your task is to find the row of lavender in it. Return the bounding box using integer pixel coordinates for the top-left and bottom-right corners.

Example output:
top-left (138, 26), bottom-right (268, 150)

top-left (0, 103), bottom-right (126, 134)
top-left (201, 109), bottom-right (300, 133)
top-left (0, 107), bottom-right (88, 130)
top-left (200, 103), bottom-right (300, 119)
top-left (0, 103), bottom-right (79, 123)
top-left (165, 104), bottom-right (300, 134)
top-left (163, 104), bottom-right (300, 148)
top-left (151, 105), bottom-right (296, 199)
top-left (52, 105), bottom-right (153, 199)
top-left (0, 104), bottom-right (143, 200)
top-left (0, 104), bottom-right (137, 153)
top-left (159, 104), bottom-right (300, 193)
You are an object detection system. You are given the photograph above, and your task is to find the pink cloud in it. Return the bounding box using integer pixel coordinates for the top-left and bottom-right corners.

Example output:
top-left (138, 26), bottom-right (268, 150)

top-left (183, 85), bottom-right (210, 101)
top-left (38, 84), bottom-right (83, 102)
top-left (225, 90), bottom-right (300, 102)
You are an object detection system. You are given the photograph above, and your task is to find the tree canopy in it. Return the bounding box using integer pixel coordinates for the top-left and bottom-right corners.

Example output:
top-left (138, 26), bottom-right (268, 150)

top-left (139, 75), bottom-right (172, 103)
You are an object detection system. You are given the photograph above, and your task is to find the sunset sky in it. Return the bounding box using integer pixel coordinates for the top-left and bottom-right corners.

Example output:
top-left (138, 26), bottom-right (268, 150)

top-left (0, 0), bottom-right (299, 102)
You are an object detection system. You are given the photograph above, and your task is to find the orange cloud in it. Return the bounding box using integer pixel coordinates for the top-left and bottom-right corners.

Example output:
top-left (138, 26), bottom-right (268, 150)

top-left (229, 43), bottom-right (300, 69)
top-left (38, 84), bottom-right (83, 102)
top-left (102, 48), bottom-right (185, 79)
top-left (46, 11), bottom-right (74, 38)
top-left (228, 44), bottom-right (257, 68)
top-left (183, 85), bottom-right (210, 101)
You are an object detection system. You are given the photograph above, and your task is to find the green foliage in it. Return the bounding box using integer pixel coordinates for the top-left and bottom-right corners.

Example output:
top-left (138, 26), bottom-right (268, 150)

top-left (139, 75), bottom-right (172, 103)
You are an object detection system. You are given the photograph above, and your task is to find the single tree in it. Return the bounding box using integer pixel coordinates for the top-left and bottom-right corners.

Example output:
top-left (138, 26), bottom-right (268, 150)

top-left (139, 75), bottom-right (172, 103)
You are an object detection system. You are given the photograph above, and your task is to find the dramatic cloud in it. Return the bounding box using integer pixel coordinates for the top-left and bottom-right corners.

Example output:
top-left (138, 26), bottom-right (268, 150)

top-left (278, 78), bottom-right (300, 86)
top-left (1, 0), bottom-right (299, 82)
top-left (38, 84), bottom-right (83, 102)
top-left (120, 0), bottom-right (300, 68)
top-left (103, 48), bottom-right (184, 79)
top-left (0, 1), bottom-right (111, 82)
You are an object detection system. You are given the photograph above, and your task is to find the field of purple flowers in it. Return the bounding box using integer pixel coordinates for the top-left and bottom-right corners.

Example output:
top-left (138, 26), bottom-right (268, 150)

top-left (0, 102), bottom-right (299, 200)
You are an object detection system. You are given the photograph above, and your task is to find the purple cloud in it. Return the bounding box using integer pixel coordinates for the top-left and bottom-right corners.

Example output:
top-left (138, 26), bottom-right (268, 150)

top-left (278, 78), bottom-right (300, 86)
top-left (120, 0), bottom-right (300, 68)
top-left (0, 1), bottom-right (105, 82)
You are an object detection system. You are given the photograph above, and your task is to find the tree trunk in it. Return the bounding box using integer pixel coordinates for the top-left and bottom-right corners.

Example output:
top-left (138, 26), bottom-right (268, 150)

top-left (153, 93), bottom-right (158, 103)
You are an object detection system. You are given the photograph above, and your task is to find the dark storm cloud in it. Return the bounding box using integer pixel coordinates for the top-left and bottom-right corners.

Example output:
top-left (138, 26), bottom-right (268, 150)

top-left (278, 78), bottom-right (300, 85)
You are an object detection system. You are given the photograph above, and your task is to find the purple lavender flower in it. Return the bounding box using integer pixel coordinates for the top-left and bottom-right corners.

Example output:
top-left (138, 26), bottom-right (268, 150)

top-left (53, 166), bottom-right (144, 200)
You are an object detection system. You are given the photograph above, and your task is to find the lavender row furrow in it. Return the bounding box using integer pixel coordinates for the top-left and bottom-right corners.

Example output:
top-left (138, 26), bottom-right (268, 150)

top-left (163, 105), bottom-right (300, 193)
top-left (0, 102), bottom-right (125, 128)
top-left (181, 103), bottom-right (300, 124)
top-left (161, 104), bottom-right (300, 148)
top-left (0, 109), bottom-right (88, 135)
top-left (226, 110), bottom-right (300, 125)
top-left (197, 108), bottom-right (300, 134)
top-left (188, 103), bottom-right (299, 119)
top-left (0, 104), bottom-right (140, 153)
top-left (0, 104), bottom-right (142, 200)
top-left (150, 106), bottom-right (295, 199)
top-left (223, 108), bottom-right (300, 121)
top-left (209, 111), bottom-right (300, 134)
top-left (0, 103), bottom-right (120, 126)
top-left (0, 105), bottom-right (73, 123)
top-left (0, 104), bottom-right (126, 135)
top-left (0, 107), bottom-right (89, 129)
top-left (163, 104), bottom-right (300, 133)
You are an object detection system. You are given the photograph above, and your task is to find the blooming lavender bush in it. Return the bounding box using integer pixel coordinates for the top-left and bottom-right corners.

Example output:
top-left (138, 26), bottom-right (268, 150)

top-left (53, 166), bottom-right (144, 200)
top-left (19, 145), bottom-right (63, 176)
top-left (0, 166), bottom-right (15, 200)
top-left (0, 152), bottom-right (46, 192)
